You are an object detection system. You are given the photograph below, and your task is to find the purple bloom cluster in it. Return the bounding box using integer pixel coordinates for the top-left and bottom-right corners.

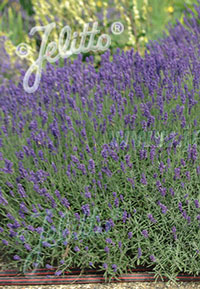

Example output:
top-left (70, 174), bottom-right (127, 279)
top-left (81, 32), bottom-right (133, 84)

top-left (157, 201), bottom-right (168, 214)
top-left (172, 226), bottom-right (177, 240)
top-left (141, 230), bottom-right (149, 238)
top-left (147, 214), bottom-right (157, 224)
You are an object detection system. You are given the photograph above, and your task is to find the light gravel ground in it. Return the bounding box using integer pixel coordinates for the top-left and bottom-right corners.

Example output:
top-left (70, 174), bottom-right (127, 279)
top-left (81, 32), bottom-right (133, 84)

top-left (0, 282), bottom-right (200, 289)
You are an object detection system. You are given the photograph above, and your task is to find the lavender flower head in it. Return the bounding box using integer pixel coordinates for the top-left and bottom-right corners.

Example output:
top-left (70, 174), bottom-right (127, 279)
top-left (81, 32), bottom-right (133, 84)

top-left (141, 230), bottom-right (149, 238)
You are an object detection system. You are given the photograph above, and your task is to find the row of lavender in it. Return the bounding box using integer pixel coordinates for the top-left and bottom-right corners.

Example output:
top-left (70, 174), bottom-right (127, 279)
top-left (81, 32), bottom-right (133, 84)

top-left (0, 4), bottom-right (200, 281)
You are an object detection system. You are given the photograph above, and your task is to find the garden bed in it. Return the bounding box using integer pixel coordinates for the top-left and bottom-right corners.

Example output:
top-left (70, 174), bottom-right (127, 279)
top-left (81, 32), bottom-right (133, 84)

top-left (0, 3), bottom-right (200, 284)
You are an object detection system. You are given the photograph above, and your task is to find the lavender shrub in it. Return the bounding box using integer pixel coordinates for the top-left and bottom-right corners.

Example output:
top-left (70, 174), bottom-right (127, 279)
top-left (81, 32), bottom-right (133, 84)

top-left (0, 3), bottom-right (200, 282)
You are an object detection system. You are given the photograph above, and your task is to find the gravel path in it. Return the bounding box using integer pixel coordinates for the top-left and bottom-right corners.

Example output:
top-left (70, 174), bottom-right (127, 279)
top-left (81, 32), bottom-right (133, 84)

top-left (0, 282), bottom-right (200, 288)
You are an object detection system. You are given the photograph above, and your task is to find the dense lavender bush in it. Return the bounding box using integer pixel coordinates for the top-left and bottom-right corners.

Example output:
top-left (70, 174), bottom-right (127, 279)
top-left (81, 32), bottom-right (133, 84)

top-left (1, 4), bottom-right (200, 282)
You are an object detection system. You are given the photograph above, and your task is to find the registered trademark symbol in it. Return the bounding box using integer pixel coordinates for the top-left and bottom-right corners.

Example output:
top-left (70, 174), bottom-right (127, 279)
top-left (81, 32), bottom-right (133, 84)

top-left (111, 22), bottom-right (124, 35)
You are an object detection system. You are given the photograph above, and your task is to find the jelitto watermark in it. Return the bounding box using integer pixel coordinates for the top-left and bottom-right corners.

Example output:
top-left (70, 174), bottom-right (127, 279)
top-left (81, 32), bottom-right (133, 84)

top-left (16, 21), bottom-right (124, 94)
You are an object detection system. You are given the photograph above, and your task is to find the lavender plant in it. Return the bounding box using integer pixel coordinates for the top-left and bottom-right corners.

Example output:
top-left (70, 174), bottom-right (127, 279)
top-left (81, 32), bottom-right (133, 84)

top-left (1, 3), bottom-right (200, 283)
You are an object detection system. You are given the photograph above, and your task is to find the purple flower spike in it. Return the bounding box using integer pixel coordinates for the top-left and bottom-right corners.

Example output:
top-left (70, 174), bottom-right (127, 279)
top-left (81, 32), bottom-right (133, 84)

top-left (13, 255), bottom-right (20, 261)
top-left (104, 246), bottom-right (110, 253)
top-left (46, 264), bottom-right (53, 269)
top-left (2, 239), bottom-right (8, 246)
top-left (103, 263), bottom-right (108, 269)
top-left (88, 159), bottom-right (95, 174)
top-left (122, 210), bottom-right (128, 223)
top-left (55, 270), bottom-right (62, 276)
top-left (158, 201), bottom-right (168, 214)
top-left (74, 246), bottom-right (80, 252)
top-left (194, 200), bottom-right (200, 208)
top-left (112, 264), bottom-right (117, 272)
top-left (106, 238), bottom-right (112, 244)
top-left (150, 255), bottom-right (156, 262)
top-left (128, 232), bottom-right (133, 239)
top-left (24, 243), bottom-right (32, 251)
top-left (18, 184), bottom-right (27, 198)
top-left (140, 173), bottom-right (147, 185)
top-left (141, 230), bottom-right (149, 238)
top-left (147, 214), bottom-right (157, 224)
top-left (137, 248), bottom-right (142, 259)
top-left (172, 226), bottom-right (176, 233)
top-left (82, 204), bottom-right (90, 216)
top-left (42, 241), bottom-right (52, 248)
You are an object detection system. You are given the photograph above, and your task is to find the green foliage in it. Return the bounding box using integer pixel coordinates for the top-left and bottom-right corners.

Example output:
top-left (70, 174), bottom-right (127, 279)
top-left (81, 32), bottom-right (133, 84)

top-left (0, 0), bottom-right (199, 65)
